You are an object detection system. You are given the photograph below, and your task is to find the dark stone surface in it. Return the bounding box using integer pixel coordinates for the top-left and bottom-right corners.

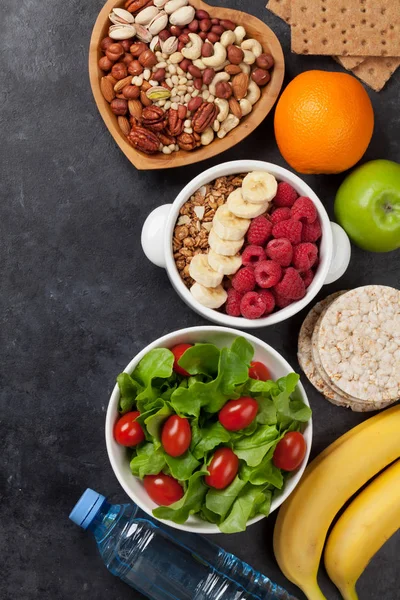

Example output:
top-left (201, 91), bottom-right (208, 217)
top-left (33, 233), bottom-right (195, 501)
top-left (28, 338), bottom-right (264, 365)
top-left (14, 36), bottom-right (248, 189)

top-left (1, 1), bottom-right (399, 599)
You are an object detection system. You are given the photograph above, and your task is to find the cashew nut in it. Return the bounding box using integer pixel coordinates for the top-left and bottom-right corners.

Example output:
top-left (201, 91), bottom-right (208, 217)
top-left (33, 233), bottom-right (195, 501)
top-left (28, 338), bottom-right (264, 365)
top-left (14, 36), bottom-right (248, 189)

top-left (202, 42), bottom-right (227, 68)
top-left (181, 33), bottom-right (202, 60)
top-left (239, 62), bottom-right (251, 74)
top-left (212, 119), bottom-right (220, 132)
top-left (239, 98), bottom-right (252, 116)
top-left (234, 26), bottom-right (246, 45)
top-left (246, 80), bottom-right (261, 105)
top-left (193, 58), bottom-right (207, 70)
top-left (215, 60), bottom-right (230, 72)
top-left (220, 30), bottom-right (236, 47)
top-left (201, 127), bottom-right (215, 145)
top-left (241, 38), bottom-right (263, 58)
top-left (217, 114), bottom-right (240, 138)
top-left (209, 72), bottom-right (230, 97)
top-left (243, 50), bottom-right (256, 65)
top-left (214, 97), bottom-right (230, 122)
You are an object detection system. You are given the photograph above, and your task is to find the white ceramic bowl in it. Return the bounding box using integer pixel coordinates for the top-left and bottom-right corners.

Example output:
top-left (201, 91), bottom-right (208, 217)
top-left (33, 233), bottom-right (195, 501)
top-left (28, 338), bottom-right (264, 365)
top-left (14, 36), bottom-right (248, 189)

top-left (141, 161), bottom-right (351, 328)
top-left (106, 326), bottom-right (313, 534)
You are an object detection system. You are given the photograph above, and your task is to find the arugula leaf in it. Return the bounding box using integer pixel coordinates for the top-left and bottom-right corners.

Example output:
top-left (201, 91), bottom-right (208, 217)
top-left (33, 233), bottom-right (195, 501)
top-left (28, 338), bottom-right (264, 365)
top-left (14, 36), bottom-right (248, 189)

top-left (153, 469), bottom-right (208, 524)
top-left (178, 344), bottom-right (220, 377)
top-left (191, 421), bottom-right (231, 460)
top-left (117, 373), bottom-right (141, 413)
top-left (230, 337), bottom-right (254, 366)
top-left (240, 449), bottom-right (284, 489)
top-left (130, 443), bottom-right (166, 478)
top-left (219, 484), bottom-right (266, 534)
top-left (164, 450), bottom-right (200, 481)
top-left (234, 425), bottom-right (280, 467)
top-left (256, 397), bottom-right (277, 425)
top-left (205, 476), bottom-right (246, 519)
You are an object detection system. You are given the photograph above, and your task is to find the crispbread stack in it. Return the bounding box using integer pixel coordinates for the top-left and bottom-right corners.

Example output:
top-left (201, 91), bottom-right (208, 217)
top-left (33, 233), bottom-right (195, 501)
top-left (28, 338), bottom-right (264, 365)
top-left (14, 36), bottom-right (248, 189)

top-left (298, 286), bottom-right (400, 412)
top-left (266, 0), bottom-right (400, 91)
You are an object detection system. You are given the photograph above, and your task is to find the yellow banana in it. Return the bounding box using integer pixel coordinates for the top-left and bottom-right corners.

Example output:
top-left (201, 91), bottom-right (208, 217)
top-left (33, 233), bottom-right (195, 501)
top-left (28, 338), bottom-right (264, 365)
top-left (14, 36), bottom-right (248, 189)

top-left (273, 405), bottom-right (400, 600)
top-left (325, 459), bottom-right (400, 600)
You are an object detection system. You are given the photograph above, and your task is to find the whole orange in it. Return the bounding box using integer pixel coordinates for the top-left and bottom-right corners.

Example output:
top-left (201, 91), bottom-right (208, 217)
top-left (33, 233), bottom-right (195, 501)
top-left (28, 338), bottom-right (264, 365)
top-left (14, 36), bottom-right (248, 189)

top-left (274, 70), bottom-right (374, 175)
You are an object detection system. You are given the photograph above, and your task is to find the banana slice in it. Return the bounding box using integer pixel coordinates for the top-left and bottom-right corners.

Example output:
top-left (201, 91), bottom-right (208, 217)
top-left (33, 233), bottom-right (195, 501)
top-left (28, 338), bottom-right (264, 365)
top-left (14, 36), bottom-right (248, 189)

top-left (242, 171), bottom-right (278, 204)
top-left (208, 249), bottom-right (242, 275)
top-left (190, 282), bottom-right (227, 309)
top-left (208, 227), bottom-right (244, 256)
top-left (213, 205), bottom-right (251, 241)
top-left (189, 253), bottom-right (223, 288)
top-left (227, 188), bottom-right (269, 219)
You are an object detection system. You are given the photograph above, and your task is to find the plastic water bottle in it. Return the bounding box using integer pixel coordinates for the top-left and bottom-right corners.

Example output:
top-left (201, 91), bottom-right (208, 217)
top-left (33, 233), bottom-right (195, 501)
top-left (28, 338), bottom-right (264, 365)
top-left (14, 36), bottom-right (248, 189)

top-left (70, 489), bottom-right (297, 600)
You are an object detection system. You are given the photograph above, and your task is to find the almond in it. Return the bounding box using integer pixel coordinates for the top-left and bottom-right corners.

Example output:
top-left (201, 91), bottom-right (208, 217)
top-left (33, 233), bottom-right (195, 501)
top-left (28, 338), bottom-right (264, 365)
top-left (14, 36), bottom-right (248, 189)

top-left (118, 116), bottom-right (131, 136)
top-left (100, 76), bottom-right (115, 103)
top-left (106, 74), bottom-right (118, 85)
top-left (128, 99), bottom-right (143, 119)
top-left (114, 76), bottom-right (133, 92)
top-left (232, 72), bottom-right (249, 101)
top-left (228, 97), bottom-right (242, 120)
top-left (225, 64), bottom-right (242, 76)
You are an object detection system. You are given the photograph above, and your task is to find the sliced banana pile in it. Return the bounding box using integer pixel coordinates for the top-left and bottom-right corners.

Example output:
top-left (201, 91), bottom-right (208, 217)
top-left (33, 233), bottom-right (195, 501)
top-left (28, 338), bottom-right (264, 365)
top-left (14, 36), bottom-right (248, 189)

top-left (189, 172), bottom-right (277, 310)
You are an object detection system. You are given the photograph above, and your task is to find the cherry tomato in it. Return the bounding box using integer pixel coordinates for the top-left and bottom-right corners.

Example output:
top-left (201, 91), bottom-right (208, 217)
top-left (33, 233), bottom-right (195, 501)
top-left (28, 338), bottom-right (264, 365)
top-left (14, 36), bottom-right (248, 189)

top-left (114, 411), bottom-right (145, 447)
top-left (219, 397), bottom-right (258, 432)
top-left (205, 448), bottom-right (239, 490)
top-left (144, 473), bottom-right (184, 506)
top-left (161, 415), bottom-right (192, 457)
top-left (171, 343), bottom-right (193, 377)
top-left (249, 361), bottom-right (271, 381)
top-left (273, 432), bottom-right (307, 471)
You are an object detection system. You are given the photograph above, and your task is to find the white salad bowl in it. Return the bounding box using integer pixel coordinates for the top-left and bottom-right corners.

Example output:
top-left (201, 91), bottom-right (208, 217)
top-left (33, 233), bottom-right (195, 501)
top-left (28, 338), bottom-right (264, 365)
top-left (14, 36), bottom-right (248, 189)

top-left (141, 160), bottom-right (351, 328)
top-left (106, 326), bottom-right (313, 534)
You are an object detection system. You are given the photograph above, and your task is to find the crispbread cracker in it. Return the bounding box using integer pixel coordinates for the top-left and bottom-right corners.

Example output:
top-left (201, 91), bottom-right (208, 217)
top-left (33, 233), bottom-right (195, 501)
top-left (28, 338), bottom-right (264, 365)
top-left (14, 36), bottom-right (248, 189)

top-left (318, 286), bottom-right (400, 404)
top-left (352, 56), bottom-right (400, 91)
top-left (336, 56), bottom-right (365, 70)
top-left (291, 0), bottom-right (400, 57)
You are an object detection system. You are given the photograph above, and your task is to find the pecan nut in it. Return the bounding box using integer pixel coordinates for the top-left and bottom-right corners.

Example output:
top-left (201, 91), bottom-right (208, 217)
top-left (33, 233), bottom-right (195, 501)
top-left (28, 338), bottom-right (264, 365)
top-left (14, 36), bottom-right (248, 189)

top-left (125, 0), bottom-right (153, 15)
top-left (158, 131), bottom-right (177, 146)
top-left (192, 102), bottom-right (218, 133)
top-left (177, 132), bottom-right (201, 151)
top-left (127, 126), bottom-right (160, 154)
top-left (167, 108), bottom-right (184, 136)
top-left (141, 106), bottom-right (167, 132)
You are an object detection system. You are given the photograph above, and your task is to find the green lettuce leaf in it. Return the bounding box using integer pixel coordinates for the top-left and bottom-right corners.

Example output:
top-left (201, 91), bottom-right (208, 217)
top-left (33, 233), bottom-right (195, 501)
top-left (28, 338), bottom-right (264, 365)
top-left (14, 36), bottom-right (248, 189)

top-left (256, 396), bottom-right (277, 425)
top-left (191, 421), bottom-right (231, 460)
top-left (130, 443), bottom-right (166, 478)
top-left (164, 450), bottom-right (200, 481)
top-left (205, 476), bottom-right (246, 520)
top-left (240, 449), bottom-right (284, 488)
top-left (117, 373), bottom-right (141, 413)
top-left (219, 484), bottom-right (266, 534)
top-left (233, 425), bottom-right (280, 467)
top-left (272, 374), bottom-right (311, 424)
top-left (178, 344), bottom-right (220, 376)
top-left (153, 469), bottom-right (208, 524)
top-left (230, 337), bottom-right (254, 366)
top-left (133, 349), bottom-right (175, 410)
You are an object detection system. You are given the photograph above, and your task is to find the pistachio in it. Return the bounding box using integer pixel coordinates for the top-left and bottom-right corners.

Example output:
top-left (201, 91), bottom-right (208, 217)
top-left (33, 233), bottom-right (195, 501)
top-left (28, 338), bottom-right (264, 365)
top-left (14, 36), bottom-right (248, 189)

top-left (154, 0), bottom-right (169, 6)
top-left (108, 24), bottom-right (137, 40)
top-left (135, 6), bottom-right (160, 25)
top-left (135, 24), bottom-right (153, 43)
top-left (148, 11), bottom-right (168, 35)
top-left (109, 8), bottom-right (135, 25)
top-left (164, 0), bottom-right (188, 15)
top-left (146, 86), bottom-right (172, 100)
top-left (161, 36), bottom-right (179, 55)
top-left (169, 5), bottom-right (196, 27)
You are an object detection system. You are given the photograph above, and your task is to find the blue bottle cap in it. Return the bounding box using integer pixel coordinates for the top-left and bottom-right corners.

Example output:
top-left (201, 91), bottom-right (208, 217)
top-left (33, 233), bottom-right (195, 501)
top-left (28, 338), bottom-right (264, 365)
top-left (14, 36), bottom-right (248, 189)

top-left (69, 489), bottom-right (106, 529)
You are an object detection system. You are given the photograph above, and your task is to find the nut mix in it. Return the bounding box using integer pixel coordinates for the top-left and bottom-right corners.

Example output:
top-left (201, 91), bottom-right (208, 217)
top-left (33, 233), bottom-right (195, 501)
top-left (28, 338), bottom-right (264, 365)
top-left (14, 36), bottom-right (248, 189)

top-left (173, 172), bottom-right (323, 320)
top-left (98, 1), bottom-right (275, 155)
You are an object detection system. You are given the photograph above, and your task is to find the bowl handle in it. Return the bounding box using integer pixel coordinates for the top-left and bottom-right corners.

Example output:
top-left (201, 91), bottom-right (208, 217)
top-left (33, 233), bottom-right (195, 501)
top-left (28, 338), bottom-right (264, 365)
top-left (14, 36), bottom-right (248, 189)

top-left (141, 204), bottom-right (172, 268)
top-left (324, 222), bottom-right (351, 285)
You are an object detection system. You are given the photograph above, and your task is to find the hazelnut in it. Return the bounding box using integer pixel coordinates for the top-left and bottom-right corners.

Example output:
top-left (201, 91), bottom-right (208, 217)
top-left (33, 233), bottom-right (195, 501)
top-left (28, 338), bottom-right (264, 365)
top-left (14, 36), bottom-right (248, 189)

top-left (128, 60), bottom-right (144, 76)
top-left (122, 85), bottom-right (140, 99)
top-left (152, 68), bottom-right (166, 82)
top-left (111, 62), bottom-right (128, 80)
top-left (99, 56), bottom-right (114, 71)
top-left (227, 45), bottom-right (244, 65)
top-left (188, 64), bottom-right (202, 79)
top-left (179, 58), bottom-right (192, 72)
top-left (100, 37), bottom-right (114, 51)
top-left (139, 49), bottom-right (157, 68)
top-left (256, 53), bottom-right (275, 70)
top-left (215, 81), bottom-right (233, 99)
top-left (106, 43), bottom-right (124, 62)
top-left (251, 68), bottom-right (271, 87)
top-left (130, 41), bottom-right (148, 56)
top-left (122, 53), bottom-right (134, 66)
top-left (169, 25), bottom-right (182, 37)
top-left (188, 19), bottom-right (199, 33)
top-left (158, 29), bottom-right (171, 42)
top-left (211, 25), bottom-right (224, 35)
top-left (195, 9), bottom-right (210, 20)
top-left (121, 40), bottom-right (132, 52)
top-left (179, 33), bottom-right (190, 45)
top-left (202, 42), bottom-right (214, 58)
top-left (220, 19), bottom-right (236, 31)
top-left (111, 98), bottom-right (128, 115)
top-left (188, 96), bottom-right (203, 112)
top-left (202, 67), bottom-right (215, 86)
top-left (206, 32), bottom-right (220, 43)
top-left (194, 78), bottom-right (203, 90)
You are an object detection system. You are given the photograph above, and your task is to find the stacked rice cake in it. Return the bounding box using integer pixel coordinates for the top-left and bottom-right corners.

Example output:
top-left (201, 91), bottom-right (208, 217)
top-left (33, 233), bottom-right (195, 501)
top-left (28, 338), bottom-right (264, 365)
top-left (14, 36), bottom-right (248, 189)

top-left (298, 286), bottom-right (400, 411)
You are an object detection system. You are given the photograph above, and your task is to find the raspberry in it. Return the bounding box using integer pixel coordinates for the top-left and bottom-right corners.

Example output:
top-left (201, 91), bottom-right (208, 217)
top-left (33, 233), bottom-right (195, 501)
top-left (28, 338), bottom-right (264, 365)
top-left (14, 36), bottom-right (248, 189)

top-left (270, 207), bottom-right (292, 225)
top-left (242, 245), bottom-right (266, 267)
top-left (240, 292), bottom-right (267, 320)
top-left (247, 216), bottom-right (273, 245)
top-left (226, 288), bottom-right (243, 316)
top-left (265, 238), bottom-right (293, 267)
top-left (274, 182), bottom-right (298, 207)
top-left (274, 267), bottom-right (306, 300)
top-left (273, 291), bottom-right (294, 309)
top-left (258, 289), bottom-right (276, 315)
top-left (301, 219), bottom-right (322, 243)
top-left (232, 267), bottom-right (256, 293)
top-left (292, 243), bottom-right (318, 271)
top-left (300, 269), bottom-right (315, 289)
top-left (272, 219), bottom-right (303, 244)
top-left (291, 197), bottom-right (317, 224)
top-left (254, 260), bottom-right (282, 288)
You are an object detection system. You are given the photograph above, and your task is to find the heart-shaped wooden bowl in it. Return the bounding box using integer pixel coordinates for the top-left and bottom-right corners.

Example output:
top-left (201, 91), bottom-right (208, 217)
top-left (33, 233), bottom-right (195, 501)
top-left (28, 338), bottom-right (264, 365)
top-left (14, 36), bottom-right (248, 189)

top-left (89, 0), bottom-right (284, 170)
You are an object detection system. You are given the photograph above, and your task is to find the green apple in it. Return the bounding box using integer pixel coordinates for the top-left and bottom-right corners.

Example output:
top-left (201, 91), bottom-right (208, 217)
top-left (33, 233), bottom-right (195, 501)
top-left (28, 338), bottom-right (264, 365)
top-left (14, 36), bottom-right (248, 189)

top-left (334, 159), bottom-right (400, 252)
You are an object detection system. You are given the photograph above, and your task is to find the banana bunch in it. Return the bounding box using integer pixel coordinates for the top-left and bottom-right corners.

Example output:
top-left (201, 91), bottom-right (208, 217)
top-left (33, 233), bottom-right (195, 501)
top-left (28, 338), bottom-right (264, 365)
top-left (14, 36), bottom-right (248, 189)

top-left (190, 171), bottom-right (277, 309)
top-left (273, 404), bottom-right (400, 600)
